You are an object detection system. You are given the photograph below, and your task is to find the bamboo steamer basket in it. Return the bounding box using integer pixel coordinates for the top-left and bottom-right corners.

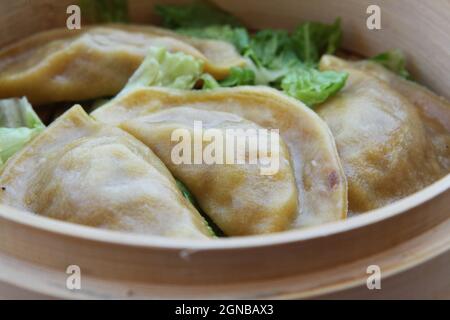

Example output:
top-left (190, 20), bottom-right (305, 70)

top-left (0, 0), bottom-right (449, 299)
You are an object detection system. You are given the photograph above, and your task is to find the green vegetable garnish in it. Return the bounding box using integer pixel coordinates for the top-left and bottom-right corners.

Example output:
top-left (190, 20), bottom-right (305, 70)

top-left (152, 2), bottom-right (419, 106)
top-left (199, 74), bottom-right (221, 90)
top-left (176, 179), bottom-right (197, 206)
top-left (244, 30), bottom-right (300, 84)
top-left (281, 69), bottom-right (348, 106)
top-left (154, 2), bottom-right (347, 107)
top-left (0, 97), bottom-right (45, 165)
top-left (292, 18), bottom-right (342, 65)
top-left (177, 25), bottom-right (250, 52)
top-left (370, 49), bottom-right (411, 79)
top-left (121, 47), bottom-right (204, 94)
top-left (156, 2), bottom-right (241, 28)
top-left (79, 0), bottom-right (129, 23)
top-left (218, 67), bottom-right (255, 87)
top-left (176, 179), bottom-right (225, 237)
top-left (200, 67), bottom-right (255, 90)
top-left (94, 47), bottom-right (205, 113)
top-left (248, 29), bottom-right (298, 69)
top-left (157, 2), bottom-right (248, 51)
top-left (244, 19), bottom-right (343, 84)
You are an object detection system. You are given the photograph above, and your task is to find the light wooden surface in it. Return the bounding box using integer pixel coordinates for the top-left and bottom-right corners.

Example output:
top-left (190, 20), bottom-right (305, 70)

top-left (0, 0), bottom-right (449, 299)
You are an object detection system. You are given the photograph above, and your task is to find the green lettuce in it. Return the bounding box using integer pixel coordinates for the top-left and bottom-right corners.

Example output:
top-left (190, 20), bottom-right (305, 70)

top-left (244, 19), bottom-right (342, 70)
top-left (200, 67), bottom-right (255, 90)
top-left (156, 2), bottom-right (248, 52)
top-left (219, 67), bottom-right (255, 87)
top-left (207, 21), bottom-right (346, 106)
top-left (121, 47), bottom-right (204, 95)
top-left (78, 1), bottom-right (349, 107)
top-left (155, 2), bottom-right (241, 28)
top-left (0, 97), bottom-right (45, 165)
top-left (281, 69), bottom-right (348, 106)
top-left (154, 2), bottom-right (349, 107)
top-left (248, 30), bottom-right (297, 68)
top-left (177, 25), bottom-right (250, 52)
top-left (156, 2), bottom-right (342, 66)
top-left (244, 30), bottom-right (300, 84)
top-left (79, 0), bottom-right (129, 23)
top-left (176, 179), bottom-right (197, 206)
top-left (93, 47), bottom-right (205, 113)
top-left (370, 49), bottom-right (411, 79)
top-left (176, 179), bottom-right (222, 237)
top-left (244, 20), bottom-right (343, 90)
top-left (292, 18), bottom-right (342, 65)
top-left (199, 74), bottom-right (220, 90)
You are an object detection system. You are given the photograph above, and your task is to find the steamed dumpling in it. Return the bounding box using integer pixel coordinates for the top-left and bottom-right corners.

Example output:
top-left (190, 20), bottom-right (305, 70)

top-left (316, 55), bottom-right (448, 213)
top-left (0, 25), bottom-right (245, 105)
top-left (0, 106), bottom-right (212, 238)
top-left (92, 86), bottom-right (347, 230)
top-left (118, 107), bottom-right (298, 236)
top-left (327, 56), bottom-right (450, 171)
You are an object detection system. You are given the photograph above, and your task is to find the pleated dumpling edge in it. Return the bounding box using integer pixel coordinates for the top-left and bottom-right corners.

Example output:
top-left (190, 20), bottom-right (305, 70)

top-left (0, 105), bottom-right (213, 239)
top-left (92, 86), bottom-right (348, 230)
top-left (0, 24), bottom-right (246, 105)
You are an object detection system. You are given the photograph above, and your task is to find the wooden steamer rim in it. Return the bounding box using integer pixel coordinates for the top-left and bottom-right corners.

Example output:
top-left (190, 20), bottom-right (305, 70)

top-left (0, 174), bottom-right (448, 299)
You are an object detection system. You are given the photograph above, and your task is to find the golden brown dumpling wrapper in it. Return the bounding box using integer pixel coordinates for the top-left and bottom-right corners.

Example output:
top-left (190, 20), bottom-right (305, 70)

top-left (117, 107), bottom-right (298, 236)
top-left (325, 55), bottom-right (450, 171)
top-left (0, 106), bottom-right (212, 239)
top-left (92, 86), bottom-right (347, 228)
top-left (317, 55), bottom-right (448, 214)
top-left (0, 25), bottom-right (245, 105)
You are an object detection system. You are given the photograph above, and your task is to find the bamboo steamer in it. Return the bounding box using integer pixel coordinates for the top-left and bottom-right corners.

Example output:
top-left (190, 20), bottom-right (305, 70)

top-left (0, 0), bottom-right (448, 299)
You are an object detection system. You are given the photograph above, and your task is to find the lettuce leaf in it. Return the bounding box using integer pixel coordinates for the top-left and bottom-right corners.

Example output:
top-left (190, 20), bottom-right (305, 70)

top-left (177, 25), bottom-right (250, 52)
top-left (370, 49), bottom-right (411, 79)
top-left (0, 97), bottom-right (43, 128)
top-left (156, 2), bottom-right (248, 52)
top-left (219, 67), bottom-right (255, 86)
top-left (281, 69), bottom-right (348, 106)
top-left (243, 20), bottom-right (342, 85)
top-left (200, 67), bottom-right (255, 90)
top-left (121, 47), bottom-right (204, 94)
top-left (247, 30), bottom-right (296, 68)
top-left (155, 2), bottom-right (241, 28)
top-left (176, 179), bottom-right (222, 237)
top-left (79, 0), bottom-right (129, 23)
top-left (199, 74), bottom-right (220, 90)
top-left (0, 97), bottom-right (45, 165)
top-left (291, 18), bottom-right (342, 65)
top-left (154, 2), bottom-right (348, 106)
top-left (155, 2), bottom-right (343, 67)
top-left (94, 47), bottom-right (205, 113)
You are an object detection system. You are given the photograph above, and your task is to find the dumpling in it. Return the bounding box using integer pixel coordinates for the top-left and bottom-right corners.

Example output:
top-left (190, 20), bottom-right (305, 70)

top-left (326, 56), bottom-right (450, 171)
top-left (316, 55), bottom-right (448, 213)
top-left (92, 86), bottom-right (347, 231)
top-left (0, 25), bottom-right (245, 105)
top-left (0, 105), bottom-right (212, 239)
top-left (117, 107), bottom-right (298, 236)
